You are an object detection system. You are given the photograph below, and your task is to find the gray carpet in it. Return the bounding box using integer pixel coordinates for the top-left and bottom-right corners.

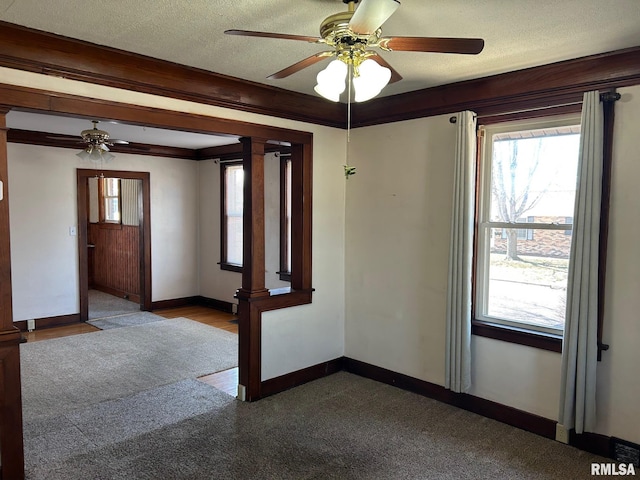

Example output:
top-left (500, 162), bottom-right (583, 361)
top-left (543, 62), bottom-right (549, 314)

top-left (20, 317), bottom-right (238, 420)
top-left (88, 311), bottom-right (164, 330)
top-left (88, 289), bottom-right (140, 320)
top-left (24, 372), bottom-right (607, 480)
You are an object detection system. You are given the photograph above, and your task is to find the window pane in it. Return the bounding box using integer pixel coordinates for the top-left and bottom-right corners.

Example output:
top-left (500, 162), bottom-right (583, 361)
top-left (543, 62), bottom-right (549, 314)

top-left (105, 198), bottom-right (120, 222)
top-left (105, 178), bottom-right (119, 196)
top-left (226, 165), bottom-right (244, 216)
top-left (485, 228), bottom-right (571, 331)
top-left (477, 121), bottom-right (581, 334)
top-left (224, 164), bottom-right (243, 265)
top-left (490, 130), bottom-right (580, 224)
top-left (285, 159), bottom-right (292, 273)
top-left (226, 216), bottom-right (243, 265)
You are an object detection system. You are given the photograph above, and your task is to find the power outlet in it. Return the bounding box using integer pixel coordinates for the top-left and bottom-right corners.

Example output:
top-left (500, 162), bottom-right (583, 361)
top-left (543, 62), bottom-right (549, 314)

top-left (556, 423), bottom-right (570, 444)
top-left (27, 319), bottom-right (36, 332)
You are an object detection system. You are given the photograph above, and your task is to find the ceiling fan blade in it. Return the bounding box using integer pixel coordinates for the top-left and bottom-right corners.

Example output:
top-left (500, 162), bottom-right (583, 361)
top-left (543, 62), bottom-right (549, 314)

top-left (349, 0), bottom-right (400, 35)
top-left (368, 53), bottom-right (402, 83)
top-left (224, 29), bottom-right (323, 44)
top-left (110, 139), bottom-right (130, 145)
top-left (379, 36), bottom-right (484, 54)
top-left (267, 52), bottom-right (335, 80)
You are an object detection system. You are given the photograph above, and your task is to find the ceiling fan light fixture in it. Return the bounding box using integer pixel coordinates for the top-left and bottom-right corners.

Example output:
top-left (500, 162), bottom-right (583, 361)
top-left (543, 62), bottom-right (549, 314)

top-left (353, 58), bottom-right (391, 102)
top-left (314, 59), bottom-right (348, 102)
top-left (76, 145), bottom-right (115, 163)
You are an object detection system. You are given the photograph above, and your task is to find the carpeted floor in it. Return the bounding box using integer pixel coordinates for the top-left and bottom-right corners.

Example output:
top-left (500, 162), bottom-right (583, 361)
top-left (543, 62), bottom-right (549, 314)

top-left (23, 372), bottom-right (607, 480)
top-left (20, 318), bottom-right (238, 420)
top-left (88, 289), bottom-right (140, 320)
top-left (88, 311), bottom-right (164, 330)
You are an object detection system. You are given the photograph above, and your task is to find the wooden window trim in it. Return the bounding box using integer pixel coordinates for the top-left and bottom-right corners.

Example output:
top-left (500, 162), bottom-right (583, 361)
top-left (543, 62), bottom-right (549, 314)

top-left (472, 93), bottom-right (618, 356)
top-left (219, 160), bottom-right (243, 273)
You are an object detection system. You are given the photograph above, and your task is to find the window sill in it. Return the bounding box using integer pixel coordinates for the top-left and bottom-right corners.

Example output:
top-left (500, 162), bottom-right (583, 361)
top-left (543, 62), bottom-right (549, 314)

top-left (472, 319), bottom-right (562, 353)
top-left (219, 262), bottom-right (243, 273)
top-left (277, 271), bottom-right (291, 282)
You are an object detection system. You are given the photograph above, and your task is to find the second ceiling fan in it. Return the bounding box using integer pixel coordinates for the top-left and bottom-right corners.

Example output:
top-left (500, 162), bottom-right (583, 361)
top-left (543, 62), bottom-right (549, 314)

top-left (225, 0), bottom-right (484, 101)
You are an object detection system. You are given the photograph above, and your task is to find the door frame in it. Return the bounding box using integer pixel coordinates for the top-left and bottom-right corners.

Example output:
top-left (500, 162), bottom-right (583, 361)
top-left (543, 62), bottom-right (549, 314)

top-left (77, 169), bottom-right (152, 321)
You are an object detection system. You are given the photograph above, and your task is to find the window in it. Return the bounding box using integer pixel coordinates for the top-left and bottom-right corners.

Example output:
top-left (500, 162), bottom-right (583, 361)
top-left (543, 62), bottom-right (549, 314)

top-left (279, 157), bottom-right (292, 281)
top-left (99, 177), bottom-right (121, 224)
top-left (220, 162), bottom-right (244, 272)
top-left (475, 117), bottom-right (581, 336)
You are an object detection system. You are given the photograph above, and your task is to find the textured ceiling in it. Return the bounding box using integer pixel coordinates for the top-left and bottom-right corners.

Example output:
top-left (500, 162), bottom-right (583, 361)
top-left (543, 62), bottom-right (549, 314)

top-left (1, 0), bottom-right (639, 100)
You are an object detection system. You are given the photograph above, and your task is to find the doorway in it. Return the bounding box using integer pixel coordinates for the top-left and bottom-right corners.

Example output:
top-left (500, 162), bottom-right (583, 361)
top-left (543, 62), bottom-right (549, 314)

top-left (77, 169), bottom-right (152, 322)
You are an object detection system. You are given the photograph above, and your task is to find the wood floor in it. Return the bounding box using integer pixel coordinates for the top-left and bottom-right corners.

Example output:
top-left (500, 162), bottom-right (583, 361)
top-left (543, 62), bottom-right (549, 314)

top-left (22, 305), bottom-right (239, 396)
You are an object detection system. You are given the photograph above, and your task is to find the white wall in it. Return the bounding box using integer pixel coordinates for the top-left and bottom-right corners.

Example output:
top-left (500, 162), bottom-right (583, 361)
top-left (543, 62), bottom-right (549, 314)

top-left (2, 66), bottom-right (346, 383)
top-left (8, 143), bottom-right (200, 320)
top-left (345, 92), bottom-right (640, 444)
top-left (595, 84), bottom-right (640, 443)
top-left (345, 114), bottom-right (456, 384)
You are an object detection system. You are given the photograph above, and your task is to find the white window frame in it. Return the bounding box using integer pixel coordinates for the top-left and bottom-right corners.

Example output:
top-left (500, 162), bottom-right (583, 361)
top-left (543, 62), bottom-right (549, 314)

top-left (475, 115), bottom-right (581, 335)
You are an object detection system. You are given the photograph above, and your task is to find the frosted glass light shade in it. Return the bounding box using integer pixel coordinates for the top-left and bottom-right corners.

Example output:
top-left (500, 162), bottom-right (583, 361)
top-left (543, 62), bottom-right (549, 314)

top-left (314, 60), bottom-right (348, 102)
top-left (77, 146), bottom-right (115, 163)
top-left (353, 59), bottom-right (391, 102)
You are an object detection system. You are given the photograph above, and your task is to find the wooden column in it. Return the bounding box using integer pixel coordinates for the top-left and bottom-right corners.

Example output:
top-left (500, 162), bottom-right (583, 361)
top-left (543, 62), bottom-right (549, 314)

top-left (0, 109), bottom-right (25, 479)
top-left (236, 137), bottom-right (269, 401)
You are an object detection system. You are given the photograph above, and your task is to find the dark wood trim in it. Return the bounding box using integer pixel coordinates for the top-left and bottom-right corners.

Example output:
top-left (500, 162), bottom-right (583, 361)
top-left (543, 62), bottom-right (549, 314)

top-left (0, 111), bottom-right (25, 479)
top-left (0, 21), bottom-right (345, 128)
top-left (151, 295), bottom-right (235, 313)
top-left (150, 296), bottom-right (200, 310)
top-left (219, 262), bottom-right (243, 273)
top-left (13, 313), bottom-right (81, 332)
top-left (0, 84), bottom-right (314, 145)
top-left (478, 103), bottom-right (583, 125)
top-left (261, 358), bottom-right (344, 398)
top-left (353, 47), bottom-right (640, 127)
top-left (195, 296), bottom-right (235, 314)
top-left (472, 320), bottom-right (563, 353)
top-left (343, 357), bottom-right (557, 439)
top-left (570, 430), bottom-right (613, 459)
top-left (0, 334), bottom-right (26, 480)
top-left (6, 129), bottom-right (199, 160)
top-left (77, 169), bottom-right (152, 321)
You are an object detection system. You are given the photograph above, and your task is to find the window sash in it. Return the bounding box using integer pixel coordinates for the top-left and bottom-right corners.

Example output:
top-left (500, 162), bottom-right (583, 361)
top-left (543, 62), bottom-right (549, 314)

top-left (221, 162), bottom-right (243, 269)
top-left (475, 115), bottom-right (581, 336)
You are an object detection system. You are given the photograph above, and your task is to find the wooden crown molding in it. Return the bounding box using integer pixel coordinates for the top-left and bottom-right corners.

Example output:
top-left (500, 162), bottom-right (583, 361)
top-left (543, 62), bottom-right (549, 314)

top-left (0, 21), bottom-right (346, 128)
top-left (7, 129), bottom-right (292, 161)
top-left (0, 21), bottom-right (639, 130)
top-left (353, 46), bottom-right (640, 127)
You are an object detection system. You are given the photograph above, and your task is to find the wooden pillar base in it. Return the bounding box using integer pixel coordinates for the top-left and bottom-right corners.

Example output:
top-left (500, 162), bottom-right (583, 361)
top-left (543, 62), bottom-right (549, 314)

top-left (0, 329), bottom-right (25, 480)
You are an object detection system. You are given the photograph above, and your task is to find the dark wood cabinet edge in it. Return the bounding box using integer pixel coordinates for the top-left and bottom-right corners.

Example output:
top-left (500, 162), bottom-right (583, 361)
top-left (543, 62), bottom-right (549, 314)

top-left (14, 313), bottom-right (81, 332)
top-left (472, 320), bottom-right (562, 353)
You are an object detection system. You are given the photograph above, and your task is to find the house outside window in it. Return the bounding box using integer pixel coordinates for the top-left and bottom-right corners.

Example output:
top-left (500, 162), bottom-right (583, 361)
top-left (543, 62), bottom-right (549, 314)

top-left (475, 116), bottom-right (581, 335)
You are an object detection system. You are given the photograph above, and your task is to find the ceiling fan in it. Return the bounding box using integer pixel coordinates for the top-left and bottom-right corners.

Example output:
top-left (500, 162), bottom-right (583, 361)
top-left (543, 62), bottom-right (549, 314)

top-left (225, 0), bottom-right (484, 101)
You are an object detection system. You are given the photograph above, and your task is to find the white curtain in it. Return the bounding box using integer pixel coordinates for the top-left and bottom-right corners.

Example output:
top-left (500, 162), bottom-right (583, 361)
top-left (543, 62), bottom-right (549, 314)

top-left (121, 178), bottom-right (140, 227)
top-left (558, 91), bottom-right (603, 434)
top-left (445, 110), bottom-right (477, 393)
